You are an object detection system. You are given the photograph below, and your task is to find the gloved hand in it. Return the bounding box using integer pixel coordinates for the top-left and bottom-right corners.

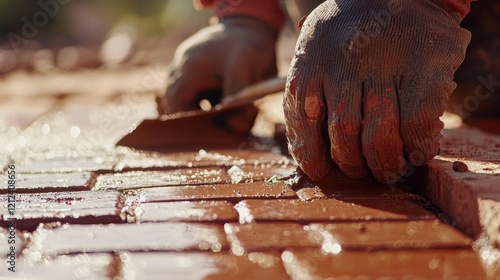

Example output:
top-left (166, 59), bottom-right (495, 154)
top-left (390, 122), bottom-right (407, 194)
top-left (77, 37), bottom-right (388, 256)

top-left (157, 16), bottom-right (280, 135)
top-left (284, 0), bottom-right (471, 184)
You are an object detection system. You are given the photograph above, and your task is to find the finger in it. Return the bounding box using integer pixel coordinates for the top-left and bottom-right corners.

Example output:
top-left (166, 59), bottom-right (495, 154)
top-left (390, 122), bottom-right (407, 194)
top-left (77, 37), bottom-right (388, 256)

top-left (284, 59), bottom-right (330, 181)
top-left (161, 66), bottom-right (219, 114)
top-left (325, 79), bottom-right (368, 179)
top-left (398, 75), bottom-right (454, 166)
top-left (361, 78), bottom-right (407, 184)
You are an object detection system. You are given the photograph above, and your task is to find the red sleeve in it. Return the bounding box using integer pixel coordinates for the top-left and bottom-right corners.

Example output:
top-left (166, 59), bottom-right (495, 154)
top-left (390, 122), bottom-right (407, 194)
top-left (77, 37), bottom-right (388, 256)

top-left (198, 0), bottom-right (285, 30)
top-left (442, 0), bottom-right (475, 17)
top-left (194, 0), bottom-right (216, 9)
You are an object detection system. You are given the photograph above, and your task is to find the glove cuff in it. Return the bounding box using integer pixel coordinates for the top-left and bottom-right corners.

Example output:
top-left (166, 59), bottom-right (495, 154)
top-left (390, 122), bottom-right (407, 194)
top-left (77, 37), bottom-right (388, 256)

top-left (210, 0), bottom-right (286, 30)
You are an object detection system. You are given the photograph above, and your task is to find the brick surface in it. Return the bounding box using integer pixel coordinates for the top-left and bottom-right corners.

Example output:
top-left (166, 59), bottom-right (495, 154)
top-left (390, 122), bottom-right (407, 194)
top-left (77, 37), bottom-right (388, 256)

top-left (295, 187), bottom-right (327, 201)
top-left (139, 201), bottom-right (238, 223)
top-left (140, 181), bottom-right (296, 203)
top-left (26, 223), bottom-right (228, 258)
top-left (282, 249), bottom-right (487, 279)
top-left (1, 66), bottom-right (493, 277)
top-left (224, 223), bottom-right (319, 255)
top-left (226, 165), bottom-right (295, 184)
top-left (309, 221), bottom-right (473, 250)
top-left (418, 127), bottom-right (500, 246)
top-left (225, 221), bottom-right (472, 254)
top-left (0, 191), bottom-right (120, 230)
top-left (117, 252), bottom-right (289, 280)
top-left (234, 199), bottom-right (436, 224)
top-left (0, 172), bottom-right (95, 194)
top-left (4, 254), bottom-right (115, 280)
top-left (15, 157), bottom-right (114, 174)
top-left (315, 175), bottom-right (408, 199)
top-left (93, 169), bottom-right (226, 191)
top-left (113, 148), bottom-right (293, 171)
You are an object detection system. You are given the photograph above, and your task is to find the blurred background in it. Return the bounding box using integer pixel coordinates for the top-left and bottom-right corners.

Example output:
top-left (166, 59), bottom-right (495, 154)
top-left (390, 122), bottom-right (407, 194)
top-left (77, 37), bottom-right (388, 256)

top-left (0, 0), bottom-right (214, 72)
top-left (0, 0), bottom-right (498, 121)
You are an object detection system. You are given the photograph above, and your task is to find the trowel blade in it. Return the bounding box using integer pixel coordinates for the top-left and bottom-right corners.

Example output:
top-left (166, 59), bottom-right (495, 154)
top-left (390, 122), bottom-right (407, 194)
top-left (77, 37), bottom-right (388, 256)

top-left (116, 76), bottom-right (286, 151)
top-left (116, 105), bottom-right (249, 152)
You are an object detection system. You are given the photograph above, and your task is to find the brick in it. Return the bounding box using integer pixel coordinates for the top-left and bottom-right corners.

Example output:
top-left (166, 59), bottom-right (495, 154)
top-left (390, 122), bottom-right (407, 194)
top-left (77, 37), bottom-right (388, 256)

top-left (234, 199), bottom-right (436, 224)
top-left (16, 157), bottom-right (114, 174)
top-left (295, 187), bottom-right (327, 201)
top-left (0, 226), bottom-right (25, 259)
top-left (226, 165), bottom-right (295, 184)
top-left (117, 252), bottom-right (289, 280)
top-left (308, 221), bottom-right (473, 250)
top-left (416, 127), bottom-right (500, 246)
top-left (113, 148), bottom-right (293, 171)
top-left (93, 169), bottom-right (226, 191)
top-left (26, 223), bottom-right (228, 257)
top-left (0, 172), bottom-right (94, 194)
top-left (225, 221), bottom-right (472, 254)
top-left (0, 191), bottom-right (120, 230)
top-left (11, 110), bottom-right (131, 154)
top-left (282, 249), bottom-right (486, 279)
top-left (315, 175), bottom-right (408, 199)
top-left (141, 181), bottom-right (296, 203)
top-left (224, 223), bottom-right (320, 255)
top-left (4, 254), bottom-right (115, 280)
top-left (139, 201), bottom-right (238, 223)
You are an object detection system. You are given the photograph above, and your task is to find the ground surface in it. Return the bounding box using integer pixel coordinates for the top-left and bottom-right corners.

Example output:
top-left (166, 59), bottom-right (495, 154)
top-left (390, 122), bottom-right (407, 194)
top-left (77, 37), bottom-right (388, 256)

top-left (0, 65), bottom-right (499, 279)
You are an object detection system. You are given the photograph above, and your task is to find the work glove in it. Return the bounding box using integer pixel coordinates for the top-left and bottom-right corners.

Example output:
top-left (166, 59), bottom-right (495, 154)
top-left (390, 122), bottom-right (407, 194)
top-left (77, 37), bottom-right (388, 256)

top-left (284, 0), bottom-right (471, 184)
top-left (157, 16), bottom-right (280, 135)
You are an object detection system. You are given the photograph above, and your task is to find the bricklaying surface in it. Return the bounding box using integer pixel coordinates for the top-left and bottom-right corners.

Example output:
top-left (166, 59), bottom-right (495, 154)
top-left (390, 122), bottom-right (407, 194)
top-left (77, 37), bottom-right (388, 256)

top-left (0, 69), bottom-right (497, 279)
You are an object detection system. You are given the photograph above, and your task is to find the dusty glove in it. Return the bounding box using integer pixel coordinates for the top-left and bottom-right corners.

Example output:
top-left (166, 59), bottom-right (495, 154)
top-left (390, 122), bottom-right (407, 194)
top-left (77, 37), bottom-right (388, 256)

top-left (157, 16), bottom-right (280, 135)
top-left (284, 0), bottom-right (471, 183)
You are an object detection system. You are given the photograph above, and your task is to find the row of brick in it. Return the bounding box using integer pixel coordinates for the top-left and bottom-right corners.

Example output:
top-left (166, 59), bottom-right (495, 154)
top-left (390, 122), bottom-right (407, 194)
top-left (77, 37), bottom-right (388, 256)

top-left (1, 220), bottom-right (486, 279)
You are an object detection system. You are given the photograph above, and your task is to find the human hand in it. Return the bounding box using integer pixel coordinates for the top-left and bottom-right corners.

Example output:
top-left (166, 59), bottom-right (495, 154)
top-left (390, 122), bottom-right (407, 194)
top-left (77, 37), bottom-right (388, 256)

top-left (284, 0), bottom-right (471, 183)
top-left (157, 16), bottom-right (279, 134)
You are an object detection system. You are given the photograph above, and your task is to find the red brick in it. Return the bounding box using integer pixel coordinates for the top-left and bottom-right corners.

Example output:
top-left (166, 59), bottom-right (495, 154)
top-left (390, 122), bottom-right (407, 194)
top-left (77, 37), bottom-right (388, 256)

top-left (315, 175), bottom-right (408, 199)
top-left (141, 181), bottom-right (296, 203)
top-left (282, 249), bottom-right (486, 279)
top-left (94, 169), bottom-right (226, 191)
top-left (26, 223), bottom-right (228, 258)
top-left (308, 221), bottom-right (473, 250)
top-left (113, 148), bottom-right (293, 171)
top-left (225, 221), bottom-right (472, 254)
top-left (118, 252), bottom-right (289, 280)
top-left (0, 172), bottom-right (94, 194)
top-left (226, 165), bottom-right (295, 184)
top-left (224, 223), bottom-right (320, 255)
top-left (16, 157), bottom-right (114, 174)
top-left (234, 199), bottom-right (436, 224)
top-left (139, 201), bottom-right (238, 223)
top-left (419, 127), bottom-right (500, 246)
top-left (0, 191), bottom-right (120, 230)
top-left (7, 254), bottom-right (115, 279)
top-left (295, 187), bottom-right (327, 201)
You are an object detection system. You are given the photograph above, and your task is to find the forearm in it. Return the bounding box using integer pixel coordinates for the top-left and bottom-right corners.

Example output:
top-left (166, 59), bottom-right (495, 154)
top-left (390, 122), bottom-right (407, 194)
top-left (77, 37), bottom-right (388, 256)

top-left (193, 0), bottom-right (285, 30)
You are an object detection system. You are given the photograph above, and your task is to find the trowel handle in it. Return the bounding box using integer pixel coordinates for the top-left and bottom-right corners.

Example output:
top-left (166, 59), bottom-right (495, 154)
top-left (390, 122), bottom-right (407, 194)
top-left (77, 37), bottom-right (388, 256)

top-left (220, 76), bottom-right (287, 108)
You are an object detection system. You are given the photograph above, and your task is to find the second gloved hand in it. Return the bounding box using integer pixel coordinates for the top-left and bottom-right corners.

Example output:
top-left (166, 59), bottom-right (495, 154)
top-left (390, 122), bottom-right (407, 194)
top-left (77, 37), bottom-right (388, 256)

top-left (157, 16), bottom-right (280, 135)
top-left (284, 0), bottom-right (471, 184)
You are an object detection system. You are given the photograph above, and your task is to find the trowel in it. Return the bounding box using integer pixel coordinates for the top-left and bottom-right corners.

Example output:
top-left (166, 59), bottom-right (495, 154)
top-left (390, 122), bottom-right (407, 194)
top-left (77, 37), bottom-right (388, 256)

top-left (116, 76), bottom-right (286, 151)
